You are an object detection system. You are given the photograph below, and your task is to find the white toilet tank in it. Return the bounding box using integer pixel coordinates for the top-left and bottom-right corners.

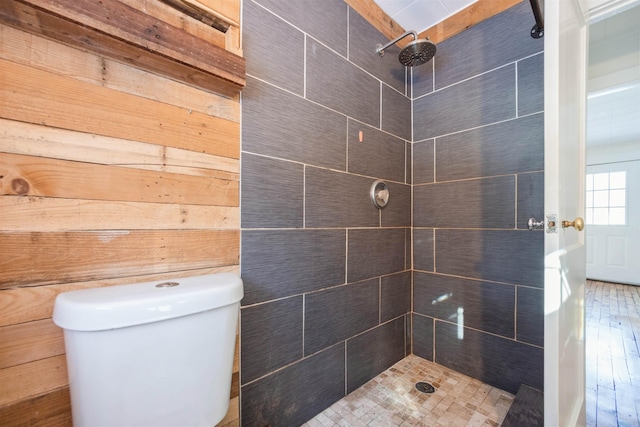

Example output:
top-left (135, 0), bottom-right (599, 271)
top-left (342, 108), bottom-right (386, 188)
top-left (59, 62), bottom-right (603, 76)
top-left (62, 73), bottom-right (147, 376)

top-left (53, 273), bottom-right (243, 427)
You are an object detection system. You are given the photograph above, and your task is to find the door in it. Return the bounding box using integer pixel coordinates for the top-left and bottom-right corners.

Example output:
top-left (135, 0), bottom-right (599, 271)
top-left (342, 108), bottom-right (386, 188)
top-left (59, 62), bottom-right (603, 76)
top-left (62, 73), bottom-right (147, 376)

top-left (544, 0), bottom-right (588, 425)
top-left (586, 160), bottom-right (640, 285)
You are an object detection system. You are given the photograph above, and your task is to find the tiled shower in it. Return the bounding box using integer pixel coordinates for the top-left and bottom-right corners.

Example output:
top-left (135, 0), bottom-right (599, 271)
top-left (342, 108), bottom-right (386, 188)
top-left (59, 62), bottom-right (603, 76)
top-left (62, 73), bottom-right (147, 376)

top-left (240, 0), bottom-right (545, 425)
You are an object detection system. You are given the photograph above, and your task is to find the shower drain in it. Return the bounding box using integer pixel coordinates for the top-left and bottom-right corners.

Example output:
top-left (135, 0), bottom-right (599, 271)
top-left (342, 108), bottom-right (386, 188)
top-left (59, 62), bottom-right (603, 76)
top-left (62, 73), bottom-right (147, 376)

top-left (415, 382), bottom-right (436, 394)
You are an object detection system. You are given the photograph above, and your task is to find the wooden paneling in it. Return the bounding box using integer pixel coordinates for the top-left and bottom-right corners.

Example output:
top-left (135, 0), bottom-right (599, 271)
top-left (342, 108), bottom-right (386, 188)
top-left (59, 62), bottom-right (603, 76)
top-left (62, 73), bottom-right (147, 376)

top-left (0, 0), bottom-right (245, 97)
top-left (0, 387), bottom-right (71, 427)
top-left (0, 0), bottom-right (241, 422)
top-left (0, 59), bottom-right (240, 159)
top-left (0, 230), bottom-right (239, 289)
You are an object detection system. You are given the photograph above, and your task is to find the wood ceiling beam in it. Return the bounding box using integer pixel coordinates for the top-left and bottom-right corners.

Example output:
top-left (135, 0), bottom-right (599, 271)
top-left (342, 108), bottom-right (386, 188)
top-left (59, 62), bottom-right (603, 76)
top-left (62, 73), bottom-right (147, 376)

top-left (345, 0), bottom-right (524, 46)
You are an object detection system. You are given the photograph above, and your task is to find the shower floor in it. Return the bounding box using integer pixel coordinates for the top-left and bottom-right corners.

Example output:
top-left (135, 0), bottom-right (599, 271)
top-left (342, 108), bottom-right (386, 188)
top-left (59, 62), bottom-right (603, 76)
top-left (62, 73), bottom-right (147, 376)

top-left (303, 354), bottom-right (514, 427)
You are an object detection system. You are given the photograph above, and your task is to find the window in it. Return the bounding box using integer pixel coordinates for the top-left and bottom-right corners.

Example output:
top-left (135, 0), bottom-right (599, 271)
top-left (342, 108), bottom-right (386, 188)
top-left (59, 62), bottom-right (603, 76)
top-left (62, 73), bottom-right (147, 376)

top-left (586, 171), bottom-right (626, 225)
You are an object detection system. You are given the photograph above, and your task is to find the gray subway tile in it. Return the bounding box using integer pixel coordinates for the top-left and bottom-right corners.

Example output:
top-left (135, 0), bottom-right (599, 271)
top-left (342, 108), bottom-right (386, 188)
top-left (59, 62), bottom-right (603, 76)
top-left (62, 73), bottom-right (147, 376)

top-left (241, 343), bottom-right (345, 426)
top-left (381, 272), bottom-right (411, 322)
top-left (414, 176), bottom-right (516, 228)
top-left (435, 321), bottom-right (543, 394)
top-left (348, 9), bottom-right (407, 94)
top-left (517, 172), bottom-right (544, 230)
top-left (412, 314), bottom-right (434, 361)
top-left (243, 1), bottom-right (304, 94)
top-left (518, 53), bottom-right (544, 116)
top-left (435, 113), bottom-right (544, 181)
top-left (348, 119), bottom-right (406, 182)
top-left (435, 229), bottom-right (544, 287)
top-left (347, 317), bottom-right (406, 393)
top-left (347, 228), bottom-right (406, 282)
top-left (406, 141), bottom-right (412, 184)
top-left (307, 40), bottom-right (380, 127)
top-left (305, 167), bottom-right (380, 228)
top-left (242, 229), bottom-right (346, 304)
top-left (242, 77), bottom-right (347, 170)
top-left (414, 272), bottom-right (515, 338)
top-left (241, 154), bottom-right (303, 228)
top-left (251, 0), bottom-right (348, 57)
top-left (413, 228), bottom-right (434, 272)
top-left (434, 1), bottom-right (543, 90)
top-left (382, 85), bottom-right (411, 140)
top-left (411, 60), bottom-right (435, 98)
top-left (240, 296), bottom-right (303, 384)
top-left (305, 279), bottom-right (379, 355)
top-left (413, 139), bottom-right (434, 184)
top-left (381, 182), bottom-right (411, 227)
top-left (517, 286), bottom-right (544, 346)
top-left (414, 65), bottom-right (516, 140)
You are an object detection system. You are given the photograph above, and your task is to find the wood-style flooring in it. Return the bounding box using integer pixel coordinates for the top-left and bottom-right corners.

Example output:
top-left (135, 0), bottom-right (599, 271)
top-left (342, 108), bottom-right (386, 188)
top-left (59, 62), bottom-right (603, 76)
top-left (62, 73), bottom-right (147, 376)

top-left (586, 279), bottom-right (640, 426)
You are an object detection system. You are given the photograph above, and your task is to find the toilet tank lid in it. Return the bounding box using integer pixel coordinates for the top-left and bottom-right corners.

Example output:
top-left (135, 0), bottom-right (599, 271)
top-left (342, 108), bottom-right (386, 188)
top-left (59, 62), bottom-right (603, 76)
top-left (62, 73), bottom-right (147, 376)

top-left (53, 273), bottom-right (243, 331)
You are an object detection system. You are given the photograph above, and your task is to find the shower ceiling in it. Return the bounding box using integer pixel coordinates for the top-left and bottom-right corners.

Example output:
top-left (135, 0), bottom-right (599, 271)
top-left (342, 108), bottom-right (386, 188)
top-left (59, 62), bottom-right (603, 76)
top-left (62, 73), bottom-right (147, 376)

top-left (372, 0), bottom-right (478, 34)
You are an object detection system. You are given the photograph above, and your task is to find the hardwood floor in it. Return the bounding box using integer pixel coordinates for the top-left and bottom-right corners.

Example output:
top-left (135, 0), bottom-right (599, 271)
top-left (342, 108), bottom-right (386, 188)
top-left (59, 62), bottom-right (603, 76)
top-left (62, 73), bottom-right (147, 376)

top-left (586, 279), bottom-right (640, 426)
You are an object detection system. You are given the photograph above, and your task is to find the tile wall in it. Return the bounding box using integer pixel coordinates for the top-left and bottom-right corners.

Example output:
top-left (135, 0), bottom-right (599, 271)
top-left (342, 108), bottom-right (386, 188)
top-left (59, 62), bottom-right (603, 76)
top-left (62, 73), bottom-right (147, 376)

top-left (411, 1), bottom-right (545, 394)
top-left (241, 0), bottom-right (413, 424)
top-left (240, 0), bottom-right (547, 424)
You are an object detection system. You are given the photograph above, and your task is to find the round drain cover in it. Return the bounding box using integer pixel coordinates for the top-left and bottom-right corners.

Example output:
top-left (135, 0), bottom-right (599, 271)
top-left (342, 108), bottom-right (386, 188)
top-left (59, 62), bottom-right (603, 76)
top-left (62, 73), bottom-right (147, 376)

top-left (415, 382), bottom-right (436, 393)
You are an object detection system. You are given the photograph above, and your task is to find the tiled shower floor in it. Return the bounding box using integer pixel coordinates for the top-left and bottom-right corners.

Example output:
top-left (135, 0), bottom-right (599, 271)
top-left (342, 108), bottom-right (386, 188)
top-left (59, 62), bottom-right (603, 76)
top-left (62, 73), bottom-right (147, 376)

top-left (303, 355), bottom-right (514, 427)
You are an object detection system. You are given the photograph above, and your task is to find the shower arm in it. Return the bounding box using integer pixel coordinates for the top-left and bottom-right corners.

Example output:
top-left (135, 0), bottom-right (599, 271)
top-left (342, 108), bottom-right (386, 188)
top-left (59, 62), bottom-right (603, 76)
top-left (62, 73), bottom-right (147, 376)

top-left (376, 30), bottom-right (418, 57)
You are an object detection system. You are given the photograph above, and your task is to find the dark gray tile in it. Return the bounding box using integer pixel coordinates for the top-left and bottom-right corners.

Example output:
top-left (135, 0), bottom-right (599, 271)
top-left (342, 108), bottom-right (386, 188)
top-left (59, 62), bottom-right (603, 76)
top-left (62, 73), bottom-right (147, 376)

top-left (243, 1), bottom-right (304, 94)
top-left (405, 228), bottom-right (412, 271)
top-left (435, 113), bottom-right (544, 181)
top-left (305, 279), bottom-right (379, 355)
top-left (242, 230), bottom-right (346, 304)
top-left (381, 272), bottom-right (411, 322)
top-left (435, 321), bottom-right (543, 394)
top-left (381, 182), bottom-right (411, 227)
top-left (414, 65), bottom-right (516, 140)
top-left (406, 141), bottom-right (412, 185)
top-left (307, 40), bottom-right (380, 127)
top-left (414, 176), bottom-right (516, 228)
top-left (305, 167), bottom-right (379, 228)
top-left (240, 296), bottom-right (303, 384)
top-left (347, 317), bottom-right (405, 393)
top-left (518, 53), bottom-right (544, 116)
top-left (414, 272), bottom-right (515, 338)
top-left (413, 228), bottom-right (434, 272)
top-left (241, 154), bottom-right (303, 228)
top-left (411, 59), bottom-right (434, 98)
top-left (517, 286), bottom-right (544, 347)
top-left (348, 9), bottom-right (407, 94)
top-left (347, 228), bottom-right (406, 282)
top-left (382, 85), bottom-right (411, 140)
top-left (242, 77), bottom-right (347, 170)
top-left (517, 172), bottom-right (544, 230)
top-left (413, 139), bottom-right (434, 184)
top-left (434, 1), bottom-right (543, 90)
top-left (348, 120), bottom-right (406, 182)
top-left (241, 343), bottom-right (345, 426)
top-left (252, 0), bottom-right (348, 57)
top-left (412, 314), bottom-right (434, 361)
top-left (435, 230), bottom-right (544, 288)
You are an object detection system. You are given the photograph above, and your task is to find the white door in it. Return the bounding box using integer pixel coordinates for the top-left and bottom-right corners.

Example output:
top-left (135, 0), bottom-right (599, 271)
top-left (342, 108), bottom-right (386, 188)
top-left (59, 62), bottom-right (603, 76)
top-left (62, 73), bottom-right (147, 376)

top-left (586, 160), bottom-right (640, 285)
top-left (544, 0), bottom-right (588, 425)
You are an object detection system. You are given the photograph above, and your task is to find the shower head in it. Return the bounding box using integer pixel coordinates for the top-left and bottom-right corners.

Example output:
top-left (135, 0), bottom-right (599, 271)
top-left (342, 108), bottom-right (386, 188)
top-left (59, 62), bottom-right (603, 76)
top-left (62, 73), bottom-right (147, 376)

top-left (376, 30), bottom-right (436, 67)
top-left (398, 38), bottom-right (437, 66)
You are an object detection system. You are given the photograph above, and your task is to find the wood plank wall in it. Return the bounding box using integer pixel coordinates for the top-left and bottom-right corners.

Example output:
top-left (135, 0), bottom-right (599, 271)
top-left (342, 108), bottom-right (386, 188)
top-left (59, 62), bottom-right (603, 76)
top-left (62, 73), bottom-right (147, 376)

top-left (0, 0), bottom-right (241, 425)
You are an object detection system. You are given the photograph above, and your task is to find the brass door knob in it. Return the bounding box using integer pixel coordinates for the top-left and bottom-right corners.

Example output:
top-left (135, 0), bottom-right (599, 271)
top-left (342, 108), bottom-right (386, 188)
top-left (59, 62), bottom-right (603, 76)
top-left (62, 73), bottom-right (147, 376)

top-left (562, 217), bottom-right (584, 231)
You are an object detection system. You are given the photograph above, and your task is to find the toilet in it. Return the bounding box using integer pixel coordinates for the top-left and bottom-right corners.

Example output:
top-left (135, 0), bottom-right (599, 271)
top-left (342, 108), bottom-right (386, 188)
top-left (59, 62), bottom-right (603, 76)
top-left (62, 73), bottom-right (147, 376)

top-left (53, 273), bottom-right (243, 427)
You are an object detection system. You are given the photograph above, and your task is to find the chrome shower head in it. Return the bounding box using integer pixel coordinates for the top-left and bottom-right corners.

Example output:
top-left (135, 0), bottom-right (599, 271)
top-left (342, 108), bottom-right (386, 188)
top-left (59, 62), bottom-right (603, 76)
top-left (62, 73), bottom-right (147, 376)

top-left (399, 38), bottom-right (437, 66)
top-left (376, 30), bottom-right (436, 67)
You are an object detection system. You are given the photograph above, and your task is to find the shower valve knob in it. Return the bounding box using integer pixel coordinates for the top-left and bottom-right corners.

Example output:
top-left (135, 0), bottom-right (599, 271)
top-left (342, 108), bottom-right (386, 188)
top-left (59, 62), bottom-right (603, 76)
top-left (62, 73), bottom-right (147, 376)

top-left (527, 218), bottom-right (544, 231)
